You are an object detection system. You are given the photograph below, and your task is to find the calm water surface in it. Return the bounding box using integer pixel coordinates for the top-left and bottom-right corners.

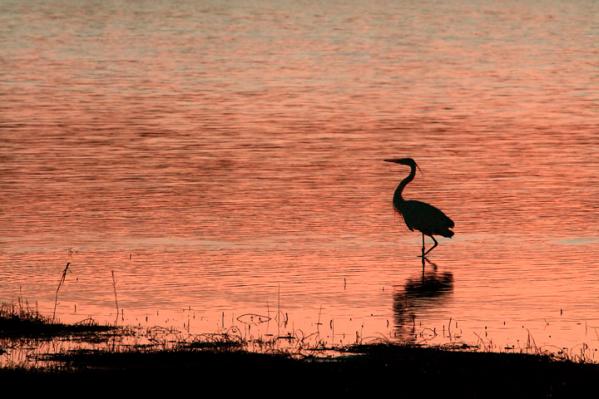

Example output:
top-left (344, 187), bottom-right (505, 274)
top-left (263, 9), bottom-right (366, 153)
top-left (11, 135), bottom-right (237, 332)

top-left (1, 0), bottom-right (598, 358)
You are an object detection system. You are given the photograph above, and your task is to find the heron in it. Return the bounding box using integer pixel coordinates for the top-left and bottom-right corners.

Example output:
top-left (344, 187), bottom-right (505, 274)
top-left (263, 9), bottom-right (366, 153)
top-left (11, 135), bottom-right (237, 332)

top-left (384, 158), bottom-right (454, 258)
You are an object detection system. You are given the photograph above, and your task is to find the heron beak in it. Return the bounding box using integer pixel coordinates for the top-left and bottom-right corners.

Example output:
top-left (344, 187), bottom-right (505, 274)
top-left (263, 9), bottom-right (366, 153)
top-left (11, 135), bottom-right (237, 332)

top-left (384, 158), bottom-right (407, 164)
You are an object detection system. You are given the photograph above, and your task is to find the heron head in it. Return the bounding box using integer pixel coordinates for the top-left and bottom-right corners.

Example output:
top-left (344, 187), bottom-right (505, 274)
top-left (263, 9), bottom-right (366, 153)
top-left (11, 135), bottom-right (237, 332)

top-left (384, 158), bottom-right (416, 167)
top-left (384, 158), bottom-right (422, 173)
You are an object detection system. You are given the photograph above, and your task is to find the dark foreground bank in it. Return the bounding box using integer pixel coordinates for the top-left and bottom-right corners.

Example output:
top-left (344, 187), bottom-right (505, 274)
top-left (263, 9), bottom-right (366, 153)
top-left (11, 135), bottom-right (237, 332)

top-left (2, 344), bottom-right (598, 398)
top-left (1, 306), bottom-right (597, 397)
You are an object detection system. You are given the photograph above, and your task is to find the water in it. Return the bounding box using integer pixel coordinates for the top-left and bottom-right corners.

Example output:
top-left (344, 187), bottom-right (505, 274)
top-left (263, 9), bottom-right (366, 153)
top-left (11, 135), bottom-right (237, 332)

top-left (1, 0), bottom-right (598, 358)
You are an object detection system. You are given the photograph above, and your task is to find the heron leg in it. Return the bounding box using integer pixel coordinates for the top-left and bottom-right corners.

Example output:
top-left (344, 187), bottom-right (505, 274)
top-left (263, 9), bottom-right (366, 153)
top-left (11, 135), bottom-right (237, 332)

top-left (420, 233), bottom-right (425, 258)
top-left (423, 256), bottom-right (439, 271)
top-left (423, 235), bottom-right (438, 256)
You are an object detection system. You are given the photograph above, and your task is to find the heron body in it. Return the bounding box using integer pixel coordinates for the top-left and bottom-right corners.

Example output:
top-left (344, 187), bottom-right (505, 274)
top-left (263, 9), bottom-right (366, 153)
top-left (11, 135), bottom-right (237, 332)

top-left (385, 158), bottom-right (454, 257)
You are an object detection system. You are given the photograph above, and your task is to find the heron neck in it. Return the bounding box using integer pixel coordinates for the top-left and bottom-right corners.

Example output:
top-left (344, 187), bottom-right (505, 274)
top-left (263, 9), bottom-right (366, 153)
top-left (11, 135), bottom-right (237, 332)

top-left (394, 165), bottom-right (416, 203)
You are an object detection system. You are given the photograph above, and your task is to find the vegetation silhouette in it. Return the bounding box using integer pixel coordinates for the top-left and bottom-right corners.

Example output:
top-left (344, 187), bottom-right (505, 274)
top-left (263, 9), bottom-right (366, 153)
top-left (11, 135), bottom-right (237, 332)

top-left (385, 158), bottom-right (454, 258)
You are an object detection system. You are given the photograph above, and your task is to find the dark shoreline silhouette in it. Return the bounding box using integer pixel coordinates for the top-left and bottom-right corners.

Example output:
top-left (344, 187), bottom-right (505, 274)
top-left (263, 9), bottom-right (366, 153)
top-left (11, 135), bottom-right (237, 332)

top-left (2, 344), bottom-right (598, 397)
top-left (2, 295), bottom-right (597, 397)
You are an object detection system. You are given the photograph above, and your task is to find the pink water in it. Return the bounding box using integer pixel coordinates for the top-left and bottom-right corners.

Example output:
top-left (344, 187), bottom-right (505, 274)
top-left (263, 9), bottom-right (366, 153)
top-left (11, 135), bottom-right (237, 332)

top-left (1, 0), bottom-right (598, 359)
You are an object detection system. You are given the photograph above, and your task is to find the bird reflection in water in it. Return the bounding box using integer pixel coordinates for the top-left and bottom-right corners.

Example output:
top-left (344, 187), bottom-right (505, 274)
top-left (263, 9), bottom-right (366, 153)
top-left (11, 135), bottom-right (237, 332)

top-left (393, 259), bottom-right (454, 342)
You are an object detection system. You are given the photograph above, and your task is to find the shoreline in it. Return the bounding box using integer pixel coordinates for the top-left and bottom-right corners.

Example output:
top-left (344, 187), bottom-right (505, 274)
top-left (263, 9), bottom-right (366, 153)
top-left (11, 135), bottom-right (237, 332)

top-left (2, 343), bottom-right (598, 397)
top-left (2, 304), bottom-right (598, 397)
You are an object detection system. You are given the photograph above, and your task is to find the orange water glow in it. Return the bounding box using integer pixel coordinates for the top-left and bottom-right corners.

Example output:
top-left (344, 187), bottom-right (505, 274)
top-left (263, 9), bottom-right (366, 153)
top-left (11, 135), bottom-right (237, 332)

top-left (1, 1), bottom-right (598, 363)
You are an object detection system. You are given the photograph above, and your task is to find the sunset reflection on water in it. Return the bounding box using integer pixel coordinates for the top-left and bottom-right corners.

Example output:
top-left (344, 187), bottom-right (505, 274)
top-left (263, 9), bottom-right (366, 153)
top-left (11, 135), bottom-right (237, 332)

top-left (1, 1), bottom-right (598, 360)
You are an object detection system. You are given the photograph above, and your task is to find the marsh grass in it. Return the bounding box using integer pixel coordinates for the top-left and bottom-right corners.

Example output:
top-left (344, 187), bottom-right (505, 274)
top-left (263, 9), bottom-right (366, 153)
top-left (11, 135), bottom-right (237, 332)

top-left (3, 297), bottom-right (597, 369)
top-left (10, 340), bottom-right (599, 399)
top-left (0, 302), bottom-right (115, 340)
top-left (52, 262), bottom-right (70, 322)
top-left (2, 301), bottom-right (599, 398)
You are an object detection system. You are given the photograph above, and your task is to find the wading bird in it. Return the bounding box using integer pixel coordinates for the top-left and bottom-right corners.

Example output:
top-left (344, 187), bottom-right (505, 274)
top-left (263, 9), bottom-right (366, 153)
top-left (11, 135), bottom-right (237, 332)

top-left (384, 158), bottom-right (454, 258)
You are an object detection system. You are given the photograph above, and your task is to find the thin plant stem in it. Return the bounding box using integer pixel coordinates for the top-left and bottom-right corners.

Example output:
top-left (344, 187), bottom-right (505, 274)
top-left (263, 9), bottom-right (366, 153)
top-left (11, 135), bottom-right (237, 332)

top-left (52, 262), bottom-right (70, 322)
top-left (112, 270), bottom-right (119, 326)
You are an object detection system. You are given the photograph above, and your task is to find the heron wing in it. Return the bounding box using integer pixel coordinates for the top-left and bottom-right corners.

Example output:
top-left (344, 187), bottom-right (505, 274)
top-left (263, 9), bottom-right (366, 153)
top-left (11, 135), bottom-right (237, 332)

top-left (400, 200), bottom-right (455, 232)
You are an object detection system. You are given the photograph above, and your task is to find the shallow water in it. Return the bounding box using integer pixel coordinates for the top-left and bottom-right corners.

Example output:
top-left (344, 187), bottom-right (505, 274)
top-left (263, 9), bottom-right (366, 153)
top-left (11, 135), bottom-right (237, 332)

top-left (1, 0), bottom-right (598, 359)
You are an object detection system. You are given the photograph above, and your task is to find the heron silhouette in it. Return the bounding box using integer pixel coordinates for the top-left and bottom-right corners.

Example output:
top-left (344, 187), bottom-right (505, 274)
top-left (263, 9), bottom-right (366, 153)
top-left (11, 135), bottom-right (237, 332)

top-left (385, 158), bottom-right (454, 258)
